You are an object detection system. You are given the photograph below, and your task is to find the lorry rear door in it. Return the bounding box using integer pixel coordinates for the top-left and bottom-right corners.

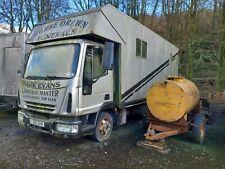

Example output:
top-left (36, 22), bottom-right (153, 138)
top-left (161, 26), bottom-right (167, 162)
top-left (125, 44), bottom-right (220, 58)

top-left (2, 47), bottom-right (22, 96)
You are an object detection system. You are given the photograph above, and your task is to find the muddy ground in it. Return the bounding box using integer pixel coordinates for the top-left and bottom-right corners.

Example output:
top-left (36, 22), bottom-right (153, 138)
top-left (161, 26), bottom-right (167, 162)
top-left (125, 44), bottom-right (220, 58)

top-left (0, 102), bottom-right (225, 169)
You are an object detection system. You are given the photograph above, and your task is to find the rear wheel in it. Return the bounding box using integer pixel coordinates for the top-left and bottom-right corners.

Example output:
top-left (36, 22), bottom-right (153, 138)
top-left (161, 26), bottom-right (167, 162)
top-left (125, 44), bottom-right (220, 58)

top-left (92, 112), bottom-right (113, 142)
top-left (192, 113), bottom-right (206, 144)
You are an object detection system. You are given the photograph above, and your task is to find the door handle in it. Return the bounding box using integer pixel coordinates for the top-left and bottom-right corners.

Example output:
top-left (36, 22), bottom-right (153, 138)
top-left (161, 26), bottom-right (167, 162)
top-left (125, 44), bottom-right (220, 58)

top-left (104, 94), bottom-right (110, 100)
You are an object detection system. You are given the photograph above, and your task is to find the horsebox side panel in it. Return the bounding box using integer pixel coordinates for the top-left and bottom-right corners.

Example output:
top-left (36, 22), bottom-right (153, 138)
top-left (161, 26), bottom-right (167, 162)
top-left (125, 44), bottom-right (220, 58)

top-left (119, 28), bottom-right (179, 106)
top-left (99, 5), bottom-right (179, 107)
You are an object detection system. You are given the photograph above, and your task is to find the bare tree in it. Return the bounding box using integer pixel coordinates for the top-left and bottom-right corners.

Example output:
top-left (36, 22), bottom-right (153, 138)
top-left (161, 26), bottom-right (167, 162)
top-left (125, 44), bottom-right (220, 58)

top-left (217, 0), bottom-right (225, 91)
top-left (0, 0), bottom-right (71, 32)
top-left (70, 0), bottom-right (92, 11)
top-left (0, 0), bottom-right (16, 32)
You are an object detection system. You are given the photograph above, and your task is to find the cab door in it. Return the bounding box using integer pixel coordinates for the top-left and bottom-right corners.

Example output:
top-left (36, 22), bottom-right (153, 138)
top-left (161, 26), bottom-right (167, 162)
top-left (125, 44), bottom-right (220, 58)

top-left (78, 43), bottom-right (113, 115)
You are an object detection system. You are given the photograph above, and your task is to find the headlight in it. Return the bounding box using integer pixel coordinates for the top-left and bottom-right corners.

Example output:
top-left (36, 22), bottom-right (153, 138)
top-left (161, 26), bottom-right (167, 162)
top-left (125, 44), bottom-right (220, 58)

top-left (18, 113), bottom-right (24, 123)
top-left (56, 124), bottom-right (78, 134)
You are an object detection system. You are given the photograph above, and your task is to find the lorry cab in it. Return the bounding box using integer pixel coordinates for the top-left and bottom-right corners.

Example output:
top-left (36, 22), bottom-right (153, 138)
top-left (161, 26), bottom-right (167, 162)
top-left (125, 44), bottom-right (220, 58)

top-left (18, 39), bottom-right (115, 141)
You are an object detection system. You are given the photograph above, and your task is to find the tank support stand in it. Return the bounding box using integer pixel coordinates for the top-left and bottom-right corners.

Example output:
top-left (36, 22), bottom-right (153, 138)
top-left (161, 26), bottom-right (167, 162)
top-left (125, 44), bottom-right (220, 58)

top-left (137, 116), bottom-right (189, 154)
top-left (145, 123), bottom-right (189, 140)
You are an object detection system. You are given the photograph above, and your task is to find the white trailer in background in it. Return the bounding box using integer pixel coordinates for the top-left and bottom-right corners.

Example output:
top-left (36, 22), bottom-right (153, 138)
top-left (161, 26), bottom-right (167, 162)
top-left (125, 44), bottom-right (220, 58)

top-left (0, 33), bottom-right (31, 110)
top-left (18, 5), bottom-right (179, 141)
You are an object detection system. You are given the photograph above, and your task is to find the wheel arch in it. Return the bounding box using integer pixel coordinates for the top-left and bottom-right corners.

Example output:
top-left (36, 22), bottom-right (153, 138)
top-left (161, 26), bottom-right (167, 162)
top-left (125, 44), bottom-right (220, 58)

top-left (94, 102), bottom-right (118, 125)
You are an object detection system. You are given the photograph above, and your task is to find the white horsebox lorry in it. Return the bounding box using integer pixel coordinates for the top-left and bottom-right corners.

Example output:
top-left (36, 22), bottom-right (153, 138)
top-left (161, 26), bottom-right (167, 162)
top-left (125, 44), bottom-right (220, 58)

top-left (18, 5), bottom-right (179, 141)
top-left (0, 33), bottom-right (31, 110)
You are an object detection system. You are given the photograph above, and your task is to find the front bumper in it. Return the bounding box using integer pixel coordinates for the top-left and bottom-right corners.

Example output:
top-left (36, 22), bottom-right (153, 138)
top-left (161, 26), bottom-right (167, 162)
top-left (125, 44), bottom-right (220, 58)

top-left (18, 110), bottom-right (83, 137)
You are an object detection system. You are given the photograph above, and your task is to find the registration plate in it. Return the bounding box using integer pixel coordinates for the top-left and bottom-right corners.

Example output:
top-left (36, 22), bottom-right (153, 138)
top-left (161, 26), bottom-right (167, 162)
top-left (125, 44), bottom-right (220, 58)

top-left (30, 119), bottom-right (44, 127)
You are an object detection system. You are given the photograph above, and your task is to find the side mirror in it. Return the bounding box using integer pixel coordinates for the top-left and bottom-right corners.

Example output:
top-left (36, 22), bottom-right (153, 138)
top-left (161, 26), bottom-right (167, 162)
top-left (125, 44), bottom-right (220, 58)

top-left (102, 41), bottom-right (114, 70)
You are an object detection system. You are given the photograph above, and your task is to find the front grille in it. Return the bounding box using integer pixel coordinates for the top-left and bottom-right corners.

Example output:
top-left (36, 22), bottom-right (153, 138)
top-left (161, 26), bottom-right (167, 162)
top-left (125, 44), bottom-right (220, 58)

top-left (25, 101), bottom-right (56, 113)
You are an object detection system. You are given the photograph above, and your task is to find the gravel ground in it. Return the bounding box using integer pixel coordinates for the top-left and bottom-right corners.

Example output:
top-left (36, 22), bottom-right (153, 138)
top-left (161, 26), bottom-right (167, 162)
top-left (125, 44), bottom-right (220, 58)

top-left (0, 102), bottom-right (225, 169)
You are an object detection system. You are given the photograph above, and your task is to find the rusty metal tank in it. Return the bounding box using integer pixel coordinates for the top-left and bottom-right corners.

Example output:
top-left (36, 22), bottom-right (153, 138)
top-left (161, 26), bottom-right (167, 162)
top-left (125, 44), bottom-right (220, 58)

top-left (146, 76), bottom-right (200, 123)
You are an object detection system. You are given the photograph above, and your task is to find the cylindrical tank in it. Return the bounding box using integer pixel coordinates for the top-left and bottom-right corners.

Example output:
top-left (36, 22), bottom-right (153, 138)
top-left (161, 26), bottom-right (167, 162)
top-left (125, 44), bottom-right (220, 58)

top-left (146, 76), bottom-right (200, 123)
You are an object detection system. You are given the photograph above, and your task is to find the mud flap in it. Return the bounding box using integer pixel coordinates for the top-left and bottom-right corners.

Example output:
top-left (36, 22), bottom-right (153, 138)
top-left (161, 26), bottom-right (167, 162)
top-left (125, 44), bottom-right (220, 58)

top-left (0, 102), bottom-right (15, 111)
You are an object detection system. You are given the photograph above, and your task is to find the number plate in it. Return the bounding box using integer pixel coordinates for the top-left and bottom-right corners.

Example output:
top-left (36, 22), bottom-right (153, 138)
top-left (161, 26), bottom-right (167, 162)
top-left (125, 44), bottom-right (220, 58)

top-left (30, 119), bottom-right (44, 127)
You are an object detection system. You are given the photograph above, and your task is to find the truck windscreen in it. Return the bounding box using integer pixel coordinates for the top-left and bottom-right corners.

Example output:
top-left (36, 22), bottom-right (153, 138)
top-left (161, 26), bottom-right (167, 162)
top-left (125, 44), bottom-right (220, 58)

top-left (24, 44), bottom-right (80, 79)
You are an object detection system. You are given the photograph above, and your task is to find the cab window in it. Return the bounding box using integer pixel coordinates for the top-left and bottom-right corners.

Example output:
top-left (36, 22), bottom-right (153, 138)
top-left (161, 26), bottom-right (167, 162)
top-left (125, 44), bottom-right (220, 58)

top-left (93, 46), bottom-right (105, 78)
top-left (83, 45), bottom-right (106, 95)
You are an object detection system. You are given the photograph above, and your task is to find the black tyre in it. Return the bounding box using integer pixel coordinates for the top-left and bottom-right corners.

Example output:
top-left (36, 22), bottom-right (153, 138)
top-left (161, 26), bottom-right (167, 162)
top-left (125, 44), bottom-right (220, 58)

top-left (92, 112), bottom-right (113, 142)
top-left (192, 113), bottom-right (206, 144)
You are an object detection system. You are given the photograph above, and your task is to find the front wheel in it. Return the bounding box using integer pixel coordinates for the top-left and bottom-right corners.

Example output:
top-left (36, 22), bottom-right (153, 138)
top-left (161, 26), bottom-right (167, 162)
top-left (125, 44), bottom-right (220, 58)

top-left (192, 113), bottom-right (206, 144)
top-left (92, 112), bottom-right (113, 142)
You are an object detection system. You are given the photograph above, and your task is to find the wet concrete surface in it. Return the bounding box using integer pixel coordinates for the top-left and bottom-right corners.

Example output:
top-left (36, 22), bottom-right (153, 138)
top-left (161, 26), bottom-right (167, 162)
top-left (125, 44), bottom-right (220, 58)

top-left (0, 103), bottom-right (225, 169)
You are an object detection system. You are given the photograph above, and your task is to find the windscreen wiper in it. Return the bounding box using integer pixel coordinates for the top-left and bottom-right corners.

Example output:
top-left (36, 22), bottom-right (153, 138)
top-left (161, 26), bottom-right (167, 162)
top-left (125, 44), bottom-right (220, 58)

top-left (44, 76), bottom-right (71, 80)
top-left (25, 76), bottom-right (45, 80)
